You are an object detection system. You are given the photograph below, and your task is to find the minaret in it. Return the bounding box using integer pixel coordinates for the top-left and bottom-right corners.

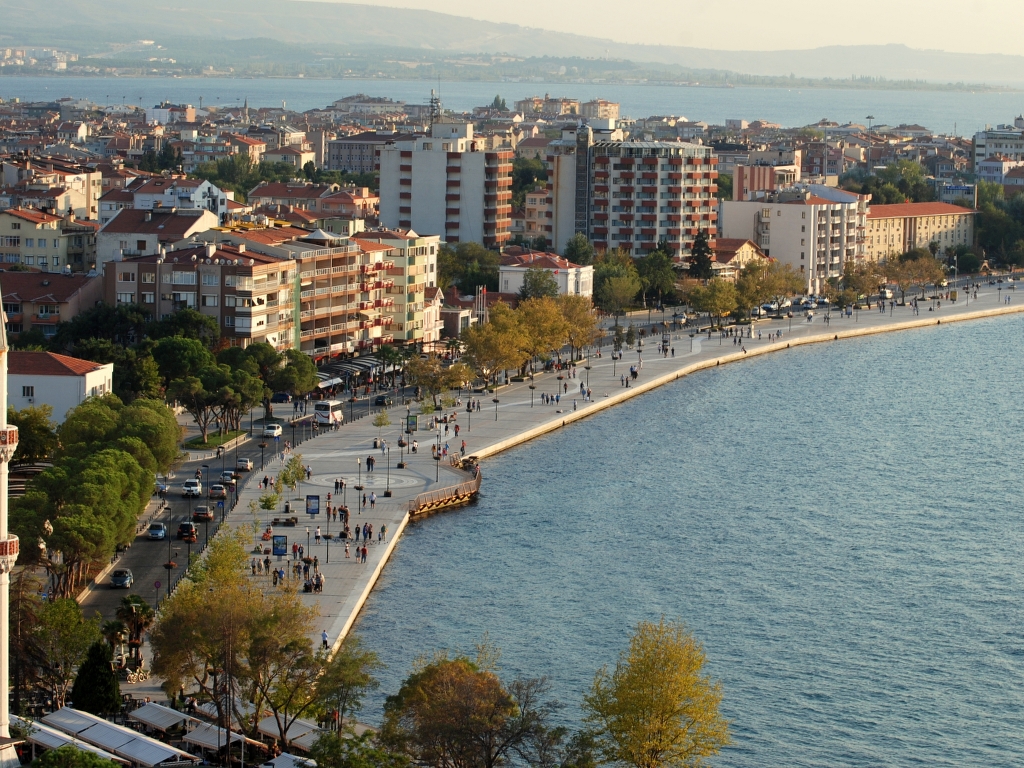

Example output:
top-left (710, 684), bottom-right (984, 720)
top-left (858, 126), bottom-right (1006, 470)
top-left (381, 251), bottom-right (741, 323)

top-left (0, 305), bottom-right (21, 768)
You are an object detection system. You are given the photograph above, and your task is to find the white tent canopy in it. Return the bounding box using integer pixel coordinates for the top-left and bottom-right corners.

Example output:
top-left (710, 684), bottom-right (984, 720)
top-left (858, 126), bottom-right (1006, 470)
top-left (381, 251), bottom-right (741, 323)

top-left (256, 716), bottom-right (319, 744)
top-left (42, 707), bottom-right (197, 766)
top-left (128, 703), bottom-right (192, 733)
top-left (182, 723), bottom-right (246, 751)
top-left (263, 753), bottom-right (316, 768)
top-left (12, 715), bottom-right (129, 765)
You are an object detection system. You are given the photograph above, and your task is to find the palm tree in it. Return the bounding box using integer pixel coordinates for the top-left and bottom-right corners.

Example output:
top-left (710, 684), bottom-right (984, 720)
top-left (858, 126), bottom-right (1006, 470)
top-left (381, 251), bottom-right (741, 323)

top-left (116, 596), bottom-right (155, 662)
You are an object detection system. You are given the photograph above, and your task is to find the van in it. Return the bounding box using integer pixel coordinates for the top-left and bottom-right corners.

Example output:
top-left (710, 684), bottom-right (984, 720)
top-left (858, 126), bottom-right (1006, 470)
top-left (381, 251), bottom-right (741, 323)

top-left (880, 288), bottom-right (894, 300)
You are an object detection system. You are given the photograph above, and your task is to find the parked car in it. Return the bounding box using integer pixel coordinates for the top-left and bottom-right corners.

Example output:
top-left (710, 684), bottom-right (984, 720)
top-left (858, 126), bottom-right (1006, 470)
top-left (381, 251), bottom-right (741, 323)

top-left (182, 479), bottom-right (202, 497)
top-left (374, 395), bottom-right (393, 407)
top-left (147, 522), bottom-right (167, 540)
top-left (271, 392), bottom-right (293, 403)
top-left (110, 569), bottom-right (134, 589)
top-left (236, 458), bottom-right (253, 472)
top-left (177, 522), bottom-right (198, 542)
top-left (193, 505), bottom-right (214, 522)
top-left (801, 300), bottom-right (818, 309)
top-left (262, 424), bottom-right (283, 438)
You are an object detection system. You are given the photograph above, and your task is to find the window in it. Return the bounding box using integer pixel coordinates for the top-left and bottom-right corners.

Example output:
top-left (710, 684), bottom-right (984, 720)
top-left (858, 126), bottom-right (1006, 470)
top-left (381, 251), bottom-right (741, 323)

top-left (202, 294), bottom-right (219, 307)
top-left (53, 239), bottom-right (59, 248)
top-left (3, 303), bottom-right (20, 314)
top-left (202, 273), bottom-right (218, 286)
top-left (25, 238), bottom-right (34, 248)
top-left (224, 275), bottom-right (237, 287)
top-left (1, 237), bottom-right (19, 247)
top-left (142, 292), bottom-right (155, 304)
top-left (224, 316), bottom-right (235, 327)
top-left (38, 257), bottom-right (47, 267)
top-left (116, 292), bottom-right (135, 304)
top-left (24, 257), bottom-right (33, 266)
top-left (137, 240), bottom-right (147, 252)
top-left (118, 271), bottom-right (135, 282)
top-left (172, 271), bottom-right (197, 285)
top-left (141, 272), bottom-right (156, 283)
top-left (9, 223), bottom-right (19, 230)
top-left (22, 386), bottom-right (33, 398)
top-left (225, 295), bottom-right (237, 307)
top-left (801, 225), bottom-right (805, 232)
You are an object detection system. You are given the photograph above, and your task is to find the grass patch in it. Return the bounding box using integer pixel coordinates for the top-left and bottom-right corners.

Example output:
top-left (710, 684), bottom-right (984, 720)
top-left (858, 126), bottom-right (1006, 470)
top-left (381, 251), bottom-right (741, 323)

top-left (185, 429), bottom-right (247, 449)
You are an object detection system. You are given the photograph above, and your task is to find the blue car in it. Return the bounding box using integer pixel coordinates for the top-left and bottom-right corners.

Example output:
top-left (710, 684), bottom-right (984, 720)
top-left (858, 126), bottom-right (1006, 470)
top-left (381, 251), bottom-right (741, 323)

top-left (110, 569), bottom-right (134, 589)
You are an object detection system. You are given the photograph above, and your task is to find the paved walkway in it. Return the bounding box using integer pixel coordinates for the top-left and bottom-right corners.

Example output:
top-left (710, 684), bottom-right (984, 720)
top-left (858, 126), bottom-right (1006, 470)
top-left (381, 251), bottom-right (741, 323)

top-left (140, 285), bottom-right (1024, 669)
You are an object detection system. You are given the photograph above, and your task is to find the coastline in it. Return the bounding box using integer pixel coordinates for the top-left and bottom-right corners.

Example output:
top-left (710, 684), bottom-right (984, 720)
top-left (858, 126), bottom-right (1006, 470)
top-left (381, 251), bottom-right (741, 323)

top-left (220, 297), bottom-right (1024, 655)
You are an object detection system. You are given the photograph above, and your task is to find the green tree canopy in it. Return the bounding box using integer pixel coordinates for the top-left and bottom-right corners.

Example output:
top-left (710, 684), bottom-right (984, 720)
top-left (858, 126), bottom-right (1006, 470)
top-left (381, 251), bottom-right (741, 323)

top-left (563, 233), bottom-right (596, 266)
top-left (70, 641), bottom-right (121, 715)
top-left (32, 745), bottom-right (121, 768)
top-left (518, 268), bottom-right (560, 300)
top-left (688, 231), bottom-right (714, 281)
top-left (438, 242), bottom-right (501, 293)
top-left (8, 404), bottom-right (57, 463)
top-left (34, 598), bottom-right (100, 710)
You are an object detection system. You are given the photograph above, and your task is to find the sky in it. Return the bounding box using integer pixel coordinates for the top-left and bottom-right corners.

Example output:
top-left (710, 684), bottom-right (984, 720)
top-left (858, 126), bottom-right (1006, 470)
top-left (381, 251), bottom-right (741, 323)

top-left (319, 0), bottom-right (1023, 55)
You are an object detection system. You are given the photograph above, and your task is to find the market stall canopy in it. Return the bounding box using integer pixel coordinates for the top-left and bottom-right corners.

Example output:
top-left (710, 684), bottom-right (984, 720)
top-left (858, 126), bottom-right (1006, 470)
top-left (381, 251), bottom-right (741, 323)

top-left (128, 703), bottom-right (192, 733)
top-left (263, 753), bottom-right (316, 768)
top-left (41, 708), bottom-right (197, 766)
top-left (12, 715), bottom-right (129, 765)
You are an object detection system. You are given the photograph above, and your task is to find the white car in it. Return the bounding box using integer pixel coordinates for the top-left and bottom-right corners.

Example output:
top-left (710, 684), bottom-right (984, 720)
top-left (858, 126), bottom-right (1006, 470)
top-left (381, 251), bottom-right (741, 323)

top-left (801, 300), bottom-right (818, 309)
top-left (262, 424), bottom-right (283, 438)
top-left (182, 479), bottom-right (202, 497)
top-left (236, 458), bottom-right (253, 472)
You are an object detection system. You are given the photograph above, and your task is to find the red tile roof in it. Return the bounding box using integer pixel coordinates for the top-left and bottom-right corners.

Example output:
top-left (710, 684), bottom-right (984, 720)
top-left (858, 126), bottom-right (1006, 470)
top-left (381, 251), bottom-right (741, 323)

top-left (499, 247), bottom-right (584, 270)
top-left (868, 202), bottom-right (976, 219)
top-left (99, 208), bottom-right (215, 236)
top-left (2, 208), bottom-right (62, 225)
top-left (9, 350), bottom-right (106, 377)
top-left (1, 272), bottom-right (97, 304)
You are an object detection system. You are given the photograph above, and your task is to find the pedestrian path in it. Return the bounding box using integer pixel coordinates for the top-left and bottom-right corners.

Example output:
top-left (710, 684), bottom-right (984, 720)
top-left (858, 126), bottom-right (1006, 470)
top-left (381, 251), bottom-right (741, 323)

top-left (209, 288), bottom-right (1024, 654)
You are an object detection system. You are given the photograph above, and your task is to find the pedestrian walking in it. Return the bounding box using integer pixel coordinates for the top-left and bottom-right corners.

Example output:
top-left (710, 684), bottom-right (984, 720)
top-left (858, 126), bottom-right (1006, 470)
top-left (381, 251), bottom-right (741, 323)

top-left (263, 556), bottom-right (271, 574)
top-left (251, 558), bottom-right (257, 576)
top-left (461, 439), bottom-right (467, 455)
top-left (322, 630), bottom-right (329, 649)
top-left (362, 492), bottom-right (367, 510)
top-left (292, 542), bottom-right (299, 560)
top-left (381, 524), bottom-right (387, 543)
top-left (361, 545), bottom-right (368, 563)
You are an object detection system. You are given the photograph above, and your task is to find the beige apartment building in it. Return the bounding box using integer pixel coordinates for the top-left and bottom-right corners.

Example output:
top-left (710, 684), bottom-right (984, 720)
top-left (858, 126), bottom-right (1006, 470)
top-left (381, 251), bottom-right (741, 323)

top-left (354, 229), bottom-right (439, 347)
top-left (865, 202), bottom-right (975, 261)
top-left (0, 208), bottom-right (74, 271)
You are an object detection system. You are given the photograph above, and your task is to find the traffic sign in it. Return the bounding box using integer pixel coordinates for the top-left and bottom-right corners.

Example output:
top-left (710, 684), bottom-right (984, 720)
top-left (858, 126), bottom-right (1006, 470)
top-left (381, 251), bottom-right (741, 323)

top-left (154, 581), bottom-right (161, 590)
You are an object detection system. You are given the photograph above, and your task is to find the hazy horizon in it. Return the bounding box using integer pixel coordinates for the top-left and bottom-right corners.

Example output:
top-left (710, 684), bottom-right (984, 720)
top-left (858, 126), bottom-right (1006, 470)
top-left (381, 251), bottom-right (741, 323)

top-left (304, 0), bottom-right (1024, 57)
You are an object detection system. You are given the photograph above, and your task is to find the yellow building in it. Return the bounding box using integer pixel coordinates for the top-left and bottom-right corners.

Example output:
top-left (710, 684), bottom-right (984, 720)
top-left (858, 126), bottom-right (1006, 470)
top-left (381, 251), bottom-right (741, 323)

top-left (866, 202), bottom-right (975, 261)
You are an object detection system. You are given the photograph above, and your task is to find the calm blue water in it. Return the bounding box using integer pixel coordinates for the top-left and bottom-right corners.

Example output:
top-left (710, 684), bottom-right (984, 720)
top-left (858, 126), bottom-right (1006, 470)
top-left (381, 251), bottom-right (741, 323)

top-left (0, 75), bottom-right (1020, 133)
top-left (355, 315), bottom-right (1024, 767)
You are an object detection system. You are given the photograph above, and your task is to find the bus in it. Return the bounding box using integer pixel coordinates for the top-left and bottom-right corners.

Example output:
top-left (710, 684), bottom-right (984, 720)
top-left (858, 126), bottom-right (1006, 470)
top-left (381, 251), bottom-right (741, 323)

top-left (314, 400), bottom-right (345, 426)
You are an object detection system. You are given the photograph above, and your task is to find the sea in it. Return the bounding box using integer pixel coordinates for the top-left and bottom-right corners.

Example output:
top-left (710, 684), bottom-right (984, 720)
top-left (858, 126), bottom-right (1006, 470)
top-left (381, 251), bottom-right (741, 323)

top-left (354, 315), bottom-right (1024, 767)
top-left (1, 75), bottom-right (1022, 134)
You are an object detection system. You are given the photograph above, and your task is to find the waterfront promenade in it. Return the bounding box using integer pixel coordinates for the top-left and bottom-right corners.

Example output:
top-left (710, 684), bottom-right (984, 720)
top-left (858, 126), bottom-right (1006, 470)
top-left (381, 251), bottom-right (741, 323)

top-left (209, 287), bottom-right (1024, 659)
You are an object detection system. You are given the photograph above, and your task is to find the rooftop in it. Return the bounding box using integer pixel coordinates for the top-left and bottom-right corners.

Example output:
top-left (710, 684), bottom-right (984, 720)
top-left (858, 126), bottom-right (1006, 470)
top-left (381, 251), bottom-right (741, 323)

top-left (99, 207), bottom-right (214, 236)
top-left (9, 350), bottom-right (107, 377)
top-left (868, 202), bottom-right (976, 219)
top-left (1, 271), bottom-right (96, 304)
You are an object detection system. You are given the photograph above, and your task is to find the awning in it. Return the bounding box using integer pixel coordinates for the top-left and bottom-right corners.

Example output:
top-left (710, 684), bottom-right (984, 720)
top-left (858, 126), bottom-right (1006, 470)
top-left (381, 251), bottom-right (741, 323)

top-left (182, 723), bottom-right (247, 751)
top-left (41, 707), bottom-right (197, 766)
top-left (12, 715), bottom-right (129, 765)
top-left (256, 716), bottom-right (318, 744)
top-left (128, 703), bottom-right (192, 733)
top-left (263, 753), bottom-right (316, 768)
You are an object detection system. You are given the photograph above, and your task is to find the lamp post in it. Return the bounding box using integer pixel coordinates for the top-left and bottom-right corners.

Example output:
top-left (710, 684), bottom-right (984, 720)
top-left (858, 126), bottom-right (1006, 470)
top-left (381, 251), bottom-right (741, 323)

top-left (435, 427), bottom-right (441, 482)
top-left (493, 396), bottom-right (499, 421)
top-left (689, 331), bottom-right (695, 352)
top-left (466, 402), bottom-right (472, 433)
top-left (259, 442), bottom-right (267, 471)
top-left (384, 446), bottom-right (392, 497)
top-left (292, 420), bottom-right (296, 449)
top-left (306, 526), bottom-right (310, 559)
top-left (529, 378), bottom-right (536, 407)
top-left (355, 458), bottom-right (363, 491)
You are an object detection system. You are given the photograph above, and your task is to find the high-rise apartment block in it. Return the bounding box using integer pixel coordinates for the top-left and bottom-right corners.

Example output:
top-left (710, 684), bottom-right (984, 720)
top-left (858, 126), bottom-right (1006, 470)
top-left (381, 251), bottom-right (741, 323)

top-left (379, 123), bottom-right (512, 249)
top-left (542, 126), bottom-right (719, 260)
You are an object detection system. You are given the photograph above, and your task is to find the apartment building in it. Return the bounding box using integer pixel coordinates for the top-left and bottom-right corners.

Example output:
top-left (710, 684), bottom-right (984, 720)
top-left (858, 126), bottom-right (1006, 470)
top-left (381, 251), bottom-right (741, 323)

top-left (541, 126), bottom-right (719, 260)
top-left (498, 249), bottom-right (594, 298)
top-left (865, 202), bottom-right (975, 261)
top-left (1, 270), bottom-right (104, 339)
top-left (166, 227), bottom-right (394, 358)
top-left (581, 100), bottom-right (620, 121)
top-left (326, 132), bottom-right (421, 173)
top-left (247, 181), bottom-right (340, 213)
top-left (514, 96), bottom-right (580, 116)
top-left (0, 208), bottom-right (74, 270)
top-left (96, 207), bottom-right (219, 269)
top-left (720, 185), bottom-right (868, 294)
top-left (353, 229), bottom-right (439, 346)
top-left (732, 163), bottom-right (800, 201)
top-left (972, 125), bottom-right (1024, 169)
top-left (131, 178), bottom-right (230, 222)
top-left (378, 122), bottom-right (513, 249)
top-left (523, 189), bottom-right (553, 245)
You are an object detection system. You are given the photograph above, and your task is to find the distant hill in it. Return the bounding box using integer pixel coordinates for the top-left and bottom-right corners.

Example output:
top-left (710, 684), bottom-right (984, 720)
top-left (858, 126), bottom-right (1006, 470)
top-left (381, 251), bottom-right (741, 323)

top-left (1, 0), bottom-right (1023, 86)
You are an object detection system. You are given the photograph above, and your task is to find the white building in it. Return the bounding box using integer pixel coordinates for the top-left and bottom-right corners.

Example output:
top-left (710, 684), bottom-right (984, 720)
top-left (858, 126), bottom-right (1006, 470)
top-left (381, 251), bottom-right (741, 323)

top-left (719, 185), bottom-right (868, 293)
top-left (498, 249), bottom-right (593, 297)
top-left (972, 125), bottom-right (1024, 169)
top-left (131, 178), bottom-right (230, 223)
top-left (8, 351), bottom-right (113, 422)
top-left (379, 123), bottom-right (512, 250)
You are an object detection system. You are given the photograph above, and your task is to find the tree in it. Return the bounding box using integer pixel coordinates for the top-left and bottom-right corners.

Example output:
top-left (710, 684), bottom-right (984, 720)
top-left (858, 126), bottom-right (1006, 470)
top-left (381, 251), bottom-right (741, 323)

top-left (10, 571), bottom-right (44, 715)
top-left (687, 280), bottom-right (737, 328)
top-left (149, 308), bottom-right (220, 347)
top-left (636, 251), bottom-right (677, 308)
top-left (490, 95), bottom-right (508, 111)
top-left (32, 746), bottom-right (120, 768)
top-left (373, 411), bottom-right (392, 439)
top-left (516, 297), bottom-right (568, 371)
top-left (35, 598), bottom-right (100, 710)
top-left (72, 339), bottom-right (163, 403)
top-left (460, 302), bottom-right (529, 387)
top-left (518, 268), bottom-right (560, 300)
top-left (274, 349), bottom-right (320, 400)
top-left (715, 173), bottom-right (733, 201)
top-left (315, 636), bottom-right (383, 728)
top-left (8, 405), bottom-right (57, 463)
top-left (582, 618), bottom-right (729, 768)
top-left (115, 595), bottom-right (155, 662)
top-left (70, 641), bottom-right (121, 715)
top-left (598, 275), bottom-right (641, 319)
top-left (558, 295), bottom-right (601, 361)
top-left (439, 242), bottom-right (502, 293)
top-left (167, 371), bottom-right (222, 444)
top-left (563, 233), bottom-right (596, 267)
top-left (688, 231), bottom-right (714, 281)
top-left (310, 731), bottom-right (410, 768)
top-left (512, 157), bottom-right (547, 209)
top-left (381, 648), bottom-right (559, 768)
top-left (152, 336), bottom-right (214, 387)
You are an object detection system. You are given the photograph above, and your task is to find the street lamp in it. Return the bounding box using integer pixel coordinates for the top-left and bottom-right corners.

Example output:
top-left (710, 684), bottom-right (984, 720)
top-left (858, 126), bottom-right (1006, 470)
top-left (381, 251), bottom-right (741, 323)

top-left (493, 396), bottom-right (499, 421)
top-left (435, 428), bottom-right (441, 482)
top-left (306, 526), bottom-right (310, 556)
top-left (466, 402), bottom-right (472, 433)
top-left (384, 446), bottom-right (392, 497)
top-left (259, 442), bottom-right (268, 471)
top-left (355, 458), bottom-right (363, 491)
top-left (689, 331), bottom-right (695, 352)
top-left (529, 377), bottom-right (536, 407)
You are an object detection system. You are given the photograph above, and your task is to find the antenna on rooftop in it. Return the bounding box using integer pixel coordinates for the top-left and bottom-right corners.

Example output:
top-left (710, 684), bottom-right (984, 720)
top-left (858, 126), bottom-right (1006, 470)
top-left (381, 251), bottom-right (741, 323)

top-left (429, 81), bottom-right (443, 128)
